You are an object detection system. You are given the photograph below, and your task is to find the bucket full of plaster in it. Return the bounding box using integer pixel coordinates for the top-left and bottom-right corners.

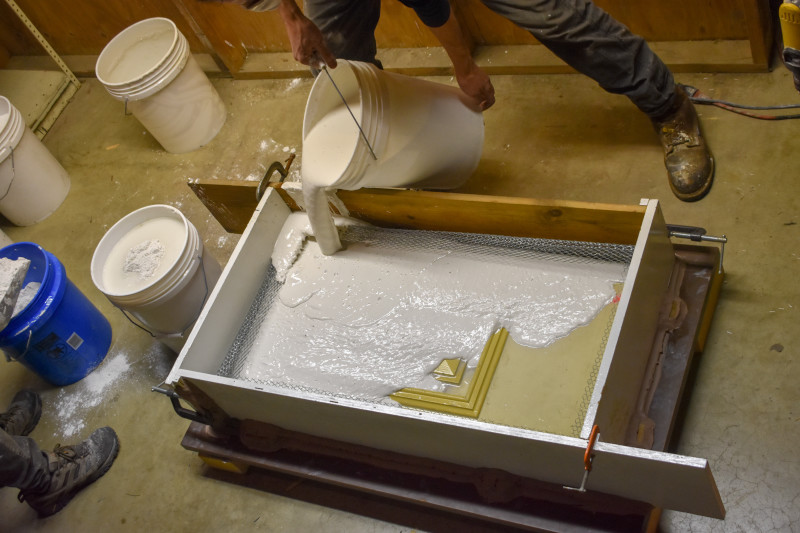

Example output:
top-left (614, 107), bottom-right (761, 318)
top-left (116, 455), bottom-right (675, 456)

top-left (95, 17), bottom-right (226, 154)
top-left (0, 242), bottom-right (112, 386)
top-left (301, 60), bottom-right (484, 254)
top-left (90, 204), bottom-right (222, 352)
top-left (0, 96), bottom-right (71, 226)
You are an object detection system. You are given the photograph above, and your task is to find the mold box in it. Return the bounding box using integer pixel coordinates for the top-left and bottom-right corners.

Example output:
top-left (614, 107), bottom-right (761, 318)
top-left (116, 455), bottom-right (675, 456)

top-left (167, 186), bottom-right (724, 519)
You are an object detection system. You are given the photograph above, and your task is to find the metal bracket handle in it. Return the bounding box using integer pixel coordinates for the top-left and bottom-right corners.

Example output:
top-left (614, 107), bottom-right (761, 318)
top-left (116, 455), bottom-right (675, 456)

top-left (152, 383), bottom-right (212, 425)
top-left (256, 153), bottom-right (296, 202)
top-left (667, 224), bottom-right (727, 275)
top-left (563, 424), bottom-right (600, 493)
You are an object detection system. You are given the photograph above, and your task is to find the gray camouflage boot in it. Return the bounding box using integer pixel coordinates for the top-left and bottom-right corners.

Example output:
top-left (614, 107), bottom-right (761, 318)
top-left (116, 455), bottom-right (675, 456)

top-left (18, 427), bottom-right (120, 517)
top-left (652, 84), bottom-right (715, 202)
top-left (0, 390), bottom-right (41, 436)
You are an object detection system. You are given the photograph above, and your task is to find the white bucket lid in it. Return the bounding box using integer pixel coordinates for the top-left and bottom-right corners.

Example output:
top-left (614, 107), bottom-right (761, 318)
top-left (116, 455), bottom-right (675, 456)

top-left (0, 96), bottom-right (25, 163)
top-left (95, 18), bottom-right (190, 102)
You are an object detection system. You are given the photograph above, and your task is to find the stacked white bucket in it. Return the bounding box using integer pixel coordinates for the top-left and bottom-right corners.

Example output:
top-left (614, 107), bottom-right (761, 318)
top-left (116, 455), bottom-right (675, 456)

top-left (91, 205), bottom-right (222, 352)
top-left (0, 96), bottom-right (70, 226)
top-left (95, 18), bottom-right (226, 153)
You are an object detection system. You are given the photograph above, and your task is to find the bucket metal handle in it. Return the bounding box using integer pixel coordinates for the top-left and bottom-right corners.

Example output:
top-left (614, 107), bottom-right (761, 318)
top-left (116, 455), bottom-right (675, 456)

top-left (113, 253), bottom-right (211, 341)
top-left (0, 145), bottom-right (16, 202)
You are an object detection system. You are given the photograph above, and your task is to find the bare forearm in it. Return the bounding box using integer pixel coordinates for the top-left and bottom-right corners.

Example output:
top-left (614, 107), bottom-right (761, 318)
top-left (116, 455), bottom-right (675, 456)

top-left (427, 11), bottom-right (474, 77)
top-left (276, 0), bottom-right (336, 67)
top-left (428, 10), bottom-right (495, 110)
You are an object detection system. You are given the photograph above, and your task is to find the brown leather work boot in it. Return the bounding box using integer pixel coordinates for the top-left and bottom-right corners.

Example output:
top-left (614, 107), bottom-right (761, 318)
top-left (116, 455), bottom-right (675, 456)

top-left (651, 85), bottom-right (714, 202)
top-left (18, 427), bottom-right (120, 517)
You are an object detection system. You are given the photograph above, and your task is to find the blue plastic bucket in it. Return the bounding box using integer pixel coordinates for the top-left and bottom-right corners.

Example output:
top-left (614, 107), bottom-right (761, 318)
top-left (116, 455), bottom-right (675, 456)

top-left (0, 243), bottom-right (112, 386)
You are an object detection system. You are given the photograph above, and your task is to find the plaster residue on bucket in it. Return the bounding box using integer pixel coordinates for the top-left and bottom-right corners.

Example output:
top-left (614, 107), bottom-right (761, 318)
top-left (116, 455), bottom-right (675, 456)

top-left (102, 216), bottom-right (185, 294)
top-left (12, 282), bottom-right (40, 318)
top-left (241, 213), bottom-right (625, 401)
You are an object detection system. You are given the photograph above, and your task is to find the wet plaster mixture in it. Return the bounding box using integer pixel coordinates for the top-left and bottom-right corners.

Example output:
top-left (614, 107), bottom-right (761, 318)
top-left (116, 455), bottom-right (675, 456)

top-left (0, 68), bottom-right (797, 532)
top-left (243, 213), bottom-right (624, 403)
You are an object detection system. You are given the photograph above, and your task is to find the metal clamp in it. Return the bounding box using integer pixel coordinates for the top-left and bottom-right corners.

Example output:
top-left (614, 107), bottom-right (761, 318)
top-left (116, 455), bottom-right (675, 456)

top-left (152, 383), bottom-right (211, 424)
top-left (564, 424), bottom-right (600, 492)
top-left (666, 224), bottom-right (727, 274)
top-left (256, 153), bottom-right (296, 202)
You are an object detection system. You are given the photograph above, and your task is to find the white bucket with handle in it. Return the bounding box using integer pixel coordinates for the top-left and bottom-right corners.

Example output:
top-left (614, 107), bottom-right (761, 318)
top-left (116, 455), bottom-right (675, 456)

top-left (95, 17), bottom-right (226, 154)
top-left (90, 204), bottom-right (222, 352)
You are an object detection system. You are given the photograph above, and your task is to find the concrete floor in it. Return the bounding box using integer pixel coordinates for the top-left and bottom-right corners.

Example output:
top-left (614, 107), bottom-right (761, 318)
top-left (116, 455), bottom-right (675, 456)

top-left (0, 64), bottom-right (798, 532)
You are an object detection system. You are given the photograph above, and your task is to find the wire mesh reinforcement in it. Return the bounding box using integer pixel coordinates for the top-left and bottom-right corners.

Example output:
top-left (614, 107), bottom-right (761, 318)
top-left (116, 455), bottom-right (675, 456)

top-left (217, 225), bottom-right (634, 407)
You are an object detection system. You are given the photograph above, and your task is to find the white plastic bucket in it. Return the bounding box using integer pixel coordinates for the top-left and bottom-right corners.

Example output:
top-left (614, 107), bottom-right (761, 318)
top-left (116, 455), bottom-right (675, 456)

top-left (0, 96), bottom-right (70, 226)
top-left (301, 60), bottom-right (484, 254)
top-left (90, 204), bottom-right (222, 352)
top-left (95, 18), bottom-right (226, 154)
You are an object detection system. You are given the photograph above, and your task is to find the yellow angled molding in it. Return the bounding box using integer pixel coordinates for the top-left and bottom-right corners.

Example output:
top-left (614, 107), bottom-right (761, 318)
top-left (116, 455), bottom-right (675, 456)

top-left (390, 328), bottom-right (508, 417)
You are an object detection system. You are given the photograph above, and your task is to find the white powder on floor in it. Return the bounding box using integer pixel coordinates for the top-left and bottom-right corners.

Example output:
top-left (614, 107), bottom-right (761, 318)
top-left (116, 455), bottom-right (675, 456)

top-left (11, 282), bottom-right (40, 318)
top-left (124, 240), bottom-right (165, 280)
top-left (244, 213), bottom-right (625, 401)
top-left (53, 351), bottom-right (132, 439)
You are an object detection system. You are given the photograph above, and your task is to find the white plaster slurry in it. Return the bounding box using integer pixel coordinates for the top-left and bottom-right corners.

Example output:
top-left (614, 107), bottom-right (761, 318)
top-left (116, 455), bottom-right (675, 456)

top-left (244, 213), bottom-right (626, 400)
top-left (101, 216), bottom-right (185, 294)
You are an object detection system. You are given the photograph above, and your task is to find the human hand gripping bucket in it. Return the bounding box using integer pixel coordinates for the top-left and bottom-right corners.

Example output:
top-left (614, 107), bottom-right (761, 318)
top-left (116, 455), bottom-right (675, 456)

top-left (95, 18), bottom-right (226, 153)
top-left (0, 243), bottom-right (112, 386)
top-left (90, 205), bottom-right (222, 353)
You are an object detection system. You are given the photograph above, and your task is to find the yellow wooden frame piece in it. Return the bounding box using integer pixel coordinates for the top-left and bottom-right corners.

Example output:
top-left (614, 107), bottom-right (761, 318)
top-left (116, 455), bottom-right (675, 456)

top-left (390, 328), bottom-right (509, 417)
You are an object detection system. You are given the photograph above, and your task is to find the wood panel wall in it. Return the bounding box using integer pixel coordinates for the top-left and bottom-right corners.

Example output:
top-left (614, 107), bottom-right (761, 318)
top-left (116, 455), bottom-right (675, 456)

top-left (0, 0), bottom-right (771, 73)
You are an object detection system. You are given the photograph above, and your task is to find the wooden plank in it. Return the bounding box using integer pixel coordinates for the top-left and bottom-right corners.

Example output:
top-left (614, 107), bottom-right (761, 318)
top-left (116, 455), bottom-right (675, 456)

top-left (0, 0), bottom-right (205, 56)
top-left (0, 42), bottom-right (9, 68)
top-left (739, 0), bottom-right (774, 70)
top-left (5, 53), bottom-right (225, 79)
top-left (183, 421), bottom-right (657, 532)
top-left (181, 373), bottom-right (723, 518)
top-left (188, 179), bottom-right (645, 244)
top-left (0, 0), bottom-right (768, 72)
top-left (170, 0), bottom-right (230, 73)
top-left (374, 0), bottom-right (440, 49)
top-left (170, 0), bottom-right (288, 75)
top-left (238, 39), bottom-right (765, 80)
top-left (336, 189), bottom-right (645, 245)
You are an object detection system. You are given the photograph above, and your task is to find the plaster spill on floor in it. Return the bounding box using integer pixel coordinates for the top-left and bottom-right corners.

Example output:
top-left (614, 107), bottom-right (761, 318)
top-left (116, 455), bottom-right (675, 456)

top-left (284, 78), bottom-right (303, 92)
top-left (53, 351), bottom-right (132, 439)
